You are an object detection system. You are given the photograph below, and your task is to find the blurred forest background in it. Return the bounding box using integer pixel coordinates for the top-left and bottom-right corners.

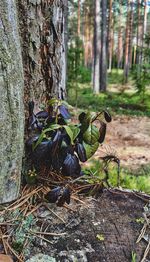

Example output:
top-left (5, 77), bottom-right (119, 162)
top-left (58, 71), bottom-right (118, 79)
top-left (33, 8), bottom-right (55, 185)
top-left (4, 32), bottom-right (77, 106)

top-left (67, 0), bottom-right (150, 193)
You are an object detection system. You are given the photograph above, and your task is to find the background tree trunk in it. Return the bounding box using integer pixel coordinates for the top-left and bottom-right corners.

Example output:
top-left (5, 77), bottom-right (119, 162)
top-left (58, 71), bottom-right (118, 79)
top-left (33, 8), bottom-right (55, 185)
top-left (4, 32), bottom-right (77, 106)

top-left (0, 0), bottom-right (24, 203)
top-left (117, 0), bottom-right (123, 69)
top-left (100, 0), bottom-right (107, 91)
top-left (93, 0), bottom-right (101, 94)
top-left (123, 0), bottom-right (130, 83)
top-left (108, 0), bottom-right (113, 73)
top-left (136, 0), bottom-right (142, 64)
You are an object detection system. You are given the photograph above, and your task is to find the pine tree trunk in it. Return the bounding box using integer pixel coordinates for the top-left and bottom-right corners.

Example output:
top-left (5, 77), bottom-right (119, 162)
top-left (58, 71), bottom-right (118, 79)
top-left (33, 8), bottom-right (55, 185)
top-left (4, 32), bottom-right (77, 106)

top-left (128, 0), bottom-right (134, 68)
top-left (93, 0), bottom-right (101, 94)
top-left (117, 0), bottom-right (123, 69)
top-left (143, 0), bottom-right (148, 35)
top-left (123, 0), bottom-right (130, 83)
top-left (136, 0), bottom-right (142, 64)
top-left (0, 0), bottom-right (24, 203)
top-left (100, 0), bottom-right (107, 92)
top-left (83, 1), bottom-right (93, 68)
top-left (18, 0), bottom-right (67, 110)
top-left (77, 0), bottom-right (81, 37)
top-left (0, 0), bottom-right (67, 203)
top-left (108, 0), bottom-right (113, 73)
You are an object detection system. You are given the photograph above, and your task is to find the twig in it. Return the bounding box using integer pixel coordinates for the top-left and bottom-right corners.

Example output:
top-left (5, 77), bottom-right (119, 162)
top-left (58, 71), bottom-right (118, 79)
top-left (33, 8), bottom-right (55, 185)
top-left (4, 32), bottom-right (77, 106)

top-left (26, 203), bottom-right (43, 217)
top-left (136, 223), bottom-right (147, 243)
top-left (44, 203), bottom-right (66, 223)
top-left (29, 230), bottom-right (67, 236)
top-left (28, 231), bottom-right (53, 244)
top-left (141, 239), bottom-right (150, 262)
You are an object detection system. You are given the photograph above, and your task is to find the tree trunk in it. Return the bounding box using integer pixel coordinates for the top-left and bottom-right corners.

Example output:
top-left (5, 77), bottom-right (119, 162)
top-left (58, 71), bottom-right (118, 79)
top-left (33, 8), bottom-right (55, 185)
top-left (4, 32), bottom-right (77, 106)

top-left (77, 0), bottom-right (81, 37)
top-left (93, 0), bottom-right (101, 94)
top-left (123, 0), bottom-right (130, 83)
top-left (136, 0), bottom-right (142, 64)
top-left (0, 0), bottom-right (24, 203)
top-left (117, 0), bottom-right (123, 69)
top-left (18, 0), bottom-right (67, 110)
top-left (128, 0), bottom-right (134, 68)
top-left (108, 0), bottom-right (113, 73)
top-left (0, 0), bottom-right (67, 203)
top-left (143, 0), bottom-right (148, 35)
top-left (83, 1), bottom-right (93, 68)
top-left (100, 0), bottom-right (107, 92)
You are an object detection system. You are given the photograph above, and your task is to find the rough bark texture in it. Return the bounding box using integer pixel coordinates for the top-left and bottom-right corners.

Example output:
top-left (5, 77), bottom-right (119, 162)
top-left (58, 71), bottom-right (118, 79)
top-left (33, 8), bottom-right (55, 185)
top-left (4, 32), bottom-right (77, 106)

top-left (124, 0), bottom-right (130, 83)
top-left (25, 189), bottom-right (150, 262)
top-left (100, 0), bottom-right (107, 91)
top-left (136, 0), bottom-right (142, 64)
top-left (18, 0), bottom-right (67, 111)
top-left (128, 0), bottom-right (134, 68)
top-left (117, 0), bottom-right (123, 69)
top-left (93, 0), bottom-right (100, 94)
top-left (108, 0), bottom-right (113, 72)
top-left (0, 0), bottom-right (24, 203)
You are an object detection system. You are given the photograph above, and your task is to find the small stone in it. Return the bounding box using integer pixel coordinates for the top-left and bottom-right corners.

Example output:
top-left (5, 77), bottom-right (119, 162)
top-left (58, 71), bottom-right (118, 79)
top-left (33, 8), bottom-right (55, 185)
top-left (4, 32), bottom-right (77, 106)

top-left (0, 254), bottom-right (13, 262)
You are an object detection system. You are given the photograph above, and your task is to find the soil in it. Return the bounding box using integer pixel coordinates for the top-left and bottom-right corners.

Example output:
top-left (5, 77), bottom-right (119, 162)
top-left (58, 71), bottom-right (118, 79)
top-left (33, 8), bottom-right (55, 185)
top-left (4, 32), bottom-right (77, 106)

top-left (22, 190), bottom-right (150, 262)
top-left (94, 115), bottom-right (150, 170)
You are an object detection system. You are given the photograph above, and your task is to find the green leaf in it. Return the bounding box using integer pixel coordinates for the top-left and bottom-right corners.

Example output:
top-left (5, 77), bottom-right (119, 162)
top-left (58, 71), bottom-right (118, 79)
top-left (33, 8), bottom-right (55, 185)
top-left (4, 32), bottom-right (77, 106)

top-left (83, 124), bottom-right (100, 145)
top-left (83, 141), bottom-right (99, 159)
top-left (48, 98), bottom-right (58, 106)
top-left (33, 133), bottom-right (46, 150)
top-left (33, 124), bottom-right (61, 150)
top-left (79, 112), bottom-right (91, 133)
top-left (68, 125), bottom-right (80, 141)
top-left (48, 124), bottom-right (61, 130)
top-left (63, 125), bottom-right (74, 144)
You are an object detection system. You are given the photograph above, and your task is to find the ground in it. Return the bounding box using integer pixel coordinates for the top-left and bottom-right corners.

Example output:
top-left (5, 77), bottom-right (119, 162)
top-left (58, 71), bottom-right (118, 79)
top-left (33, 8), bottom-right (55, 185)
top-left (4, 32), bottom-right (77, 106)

top-left (96, 115), bottom-right (150, 169)
top-left (1, 188), bottom-right (150, 262)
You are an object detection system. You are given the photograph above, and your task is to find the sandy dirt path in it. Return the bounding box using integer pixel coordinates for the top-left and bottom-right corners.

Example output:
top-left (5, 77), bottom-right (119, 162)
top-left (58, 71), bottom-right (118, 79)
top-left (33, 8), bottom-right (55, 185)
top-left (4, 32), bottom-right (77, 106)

top-left (95, 115), bottom-right (150, 169)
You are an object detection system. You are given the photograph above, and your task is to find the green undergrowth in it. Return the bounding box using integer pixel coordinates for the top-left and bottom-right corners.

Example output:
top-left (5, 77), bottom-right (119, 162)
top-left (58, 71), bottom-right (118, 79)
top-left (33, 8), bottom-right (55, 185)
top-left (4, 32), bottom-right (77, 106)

top-left (67, 69), bottom-right (150, 117)
top-left (82, 160), bottom-right (150, 194)
top-left (68, 84), bottom-right (150, 117)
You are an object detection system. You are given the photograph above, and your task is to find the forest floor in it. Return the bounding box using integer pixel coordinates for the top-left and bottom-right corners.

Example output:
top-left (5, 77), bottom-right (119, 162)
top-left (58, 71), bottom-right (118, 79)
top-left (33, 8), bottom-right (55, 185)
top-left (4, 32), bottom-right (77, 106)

top-left (95, 115), bottom-right (150, 170)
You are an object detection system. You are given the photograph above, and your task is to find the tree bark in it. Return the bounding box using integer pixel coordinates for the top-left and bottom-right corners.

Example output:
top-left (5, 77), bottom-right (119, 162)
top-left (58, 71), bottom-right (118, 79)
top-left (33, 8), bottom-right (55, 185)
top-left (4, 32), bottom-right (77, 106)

top-left (0, 0), bottom-right (67, 203)
top-left (143, 0), bottom-right (148, 35)
top-left (93, 0), bottom-right (101, 94)
top-left (128, 0), bottom-right (134, 68)
top-left (117, 0), bottom-right (123, 69)
top-left (18, 0), bottom-right (67, 110)
top-left (123, 0), bottom-right (130, 83)
top-left (136, 0), bottom-right (142, 64)
top-left (77, 0), bottom-right (81, 37)
top-left (0, 0), bottom-right (24, 203)
top-left (100, 0), bottom-right (107, 92)
top-left (108, 0), bottom-right (113, 73)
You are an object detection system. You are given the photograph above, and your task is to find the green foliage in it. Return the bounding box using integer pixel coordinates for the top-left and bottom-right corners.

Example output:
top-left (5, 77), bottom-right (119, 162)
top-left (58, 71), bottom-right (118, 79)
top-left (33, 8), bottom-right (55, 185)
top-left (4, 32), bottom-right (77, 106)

top-left (131, 251), bottom-right (137, 262)
top-left (67, 38), bottom-right (91, 86)
top-left (83, 160), bottom-right (150, 194)
top-left (27, 98), bottom-right (112, 183)
top-left (68, 81), bottom-right (150, 117)
top-left (132, 64), bottom-right (150, 97)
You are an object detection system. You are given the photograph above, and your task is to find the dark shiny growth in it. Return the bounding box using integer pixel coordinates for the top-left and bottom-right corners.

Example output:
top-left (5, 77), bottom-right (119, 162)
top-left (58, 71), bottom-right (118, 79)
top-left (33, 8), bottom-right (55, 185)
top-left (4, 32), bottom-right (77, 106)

top-left (75, 143), bottom-right (87, 162)
top-left (104, 110), bottom-right (112, 123)
top-left (45, 187), bottom-right (71, 206)
top-left (62, 153), bottom-right (81, 177)
top-left (98, 122), bottom-right (106, 144)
